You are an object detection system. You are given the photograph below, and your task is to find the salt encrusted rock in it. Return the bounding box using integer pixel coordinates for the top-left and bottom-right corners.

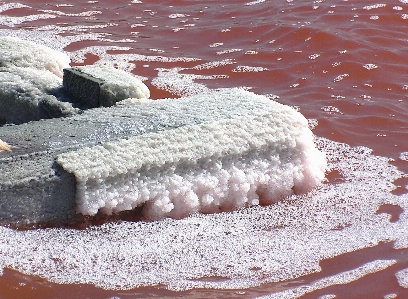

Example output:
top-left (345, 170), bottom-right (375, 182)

top-left (0, 88), bottom-right (326, 225)
top-left (0, 37), bottom-right (79, 125)
top-left (63, 65), bottom-right (150, 108)
top-left (0, 37), bottom-right (150, 125)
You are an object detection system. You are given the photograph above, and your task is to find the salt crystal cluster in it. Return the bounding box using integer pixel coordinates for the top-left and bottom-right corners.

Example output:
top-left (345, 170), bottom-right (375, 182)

top-left (0, 36), bottom-right (70, 78)
top-left (57, 89), bottom-right (327, 219)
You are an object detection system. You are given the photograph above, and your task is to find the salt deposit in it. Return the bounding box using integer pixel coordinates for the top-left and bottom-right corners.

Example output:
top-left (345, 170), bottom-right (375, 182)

top-left (56, 88), bottom-right (326, 218)
top-left (0, 36), bottom-right (70, 78)
top-left (0, 36), bottom-right (78, 124)
top-left (0, 87), bottom-right (324, 225)
top-left (0, 65), bottom-right (77, 124)
top-left (0, 137), bottom-right (406, 293)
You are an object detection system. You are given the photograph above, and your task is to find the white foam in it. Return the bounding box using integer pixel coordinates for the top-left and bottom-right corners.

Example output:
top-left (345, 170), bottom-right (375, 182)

top-left (57, 89), bottom-right (326, 218)
top-left (39, 9), bottom-right (102, 17)
top-left (0, 28), bottom-right (106, 53)
top-left (70, 46), bottom-right (200, 72)
top-left (396, 268), bottom-right (408, 288)
top-left (399, 152), bottom-right (408, 161)
top-left (0, 3), bottom-right (29, 13)
top-left (0, 13), bottom-right (57, 28)
top-left (257, 260), bottom-right (396, 299)
top-left (151, 68), bottom-right (209, 96)
top-left (233, 65), bottom-right (269, 72)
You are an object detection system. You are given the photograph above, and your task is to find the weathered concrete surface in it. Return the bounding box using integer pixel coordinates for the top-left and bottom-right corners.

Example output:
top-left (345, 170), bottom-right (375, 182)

top-left (63, 65), bottom-right (150, 108)
top-left (0, 89), bottom-right (278, 226)
top-left (63, 68), bottom-right (103, 108)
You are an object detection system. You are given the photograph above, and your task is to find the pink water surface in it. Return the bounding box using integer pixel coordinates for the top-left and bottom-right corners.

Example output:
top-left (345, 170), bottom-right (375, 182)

top-left (1, 0), bottom-right (408, 298)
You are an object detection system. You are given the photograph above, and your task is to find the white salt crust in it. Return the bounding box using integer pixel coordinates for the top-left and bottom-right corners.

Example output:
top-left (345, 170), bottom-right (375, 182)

top-left (0, 37), bottom-right (79, 124)
top-left (57, 90), bottom-right (326, 218)
top-left (0, 36), bottom-right (70, 78)
top-left (0, 137), bottom-right (407, 294)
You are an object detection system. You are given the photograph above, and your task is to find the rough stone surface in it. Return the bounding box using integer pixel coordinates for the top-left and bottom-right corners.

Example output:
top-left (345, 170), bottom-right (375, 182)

top-left (63, 65), bottom-right (150, 108)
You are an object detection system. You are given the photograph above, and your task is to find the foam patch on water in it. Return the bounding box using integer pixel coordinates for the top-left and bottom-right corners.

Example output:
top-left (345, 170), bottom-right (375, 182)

top-left (151, 67), bottom-right (210, 96)
top-left (258, 260), bottom-right (396, 299)
top-left (57, 89), bottom-right (326, 218)
top-left (0, 13), bottom-right (56, 27)
top-left (0, 28), bottom-right (106, 53)
top-left (0, 136), bottom-right (407, 292)
top-left (396, 268), bottom-right (408, 288)
top-left (70, 46), bottom-right (200, 72)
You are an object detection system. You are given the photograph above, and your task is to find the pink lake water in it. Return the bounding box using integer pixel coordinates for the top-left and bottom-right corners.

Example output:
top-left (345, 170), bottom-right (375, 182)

top-left (1, 0), bottom-right (408, 298)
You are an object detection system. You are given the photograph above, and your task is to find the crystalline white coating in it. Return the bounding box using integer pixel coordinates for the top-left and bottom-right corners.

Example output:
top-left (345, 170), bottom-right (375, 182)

top-left (57, 89), bottom-right (326, 218)
top-left (73, 65), bottom-right (150, 100)
top-left (0, 66), bottom-right (63, 123)
top-left (0, 36), bottom-right (79, 124)
top-left (0, 136), bottom-right (407, 292)
top-left (396, 268), bottom-right (408, 288)
top-left (0, 36), bottom-right (70, 78)
top-left (258, 260), bottom-right (396, 299)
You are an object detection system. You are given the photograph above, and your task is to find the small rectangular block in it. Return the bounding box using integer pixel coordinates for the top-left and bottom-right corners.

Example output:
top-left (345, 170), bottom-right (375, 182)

top-left (63, 66), bottom-right (150, 108)
top-left (63, 68), bottom-right (102, 108)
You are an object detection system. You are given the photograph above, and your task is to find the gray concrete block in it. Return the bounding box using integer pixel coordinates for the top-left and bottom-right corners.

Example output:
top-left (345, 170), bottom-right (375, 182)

top-left (63, 68), bottom-right (101, 108)
top-left (63, 65), bottom-right (150, 108)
